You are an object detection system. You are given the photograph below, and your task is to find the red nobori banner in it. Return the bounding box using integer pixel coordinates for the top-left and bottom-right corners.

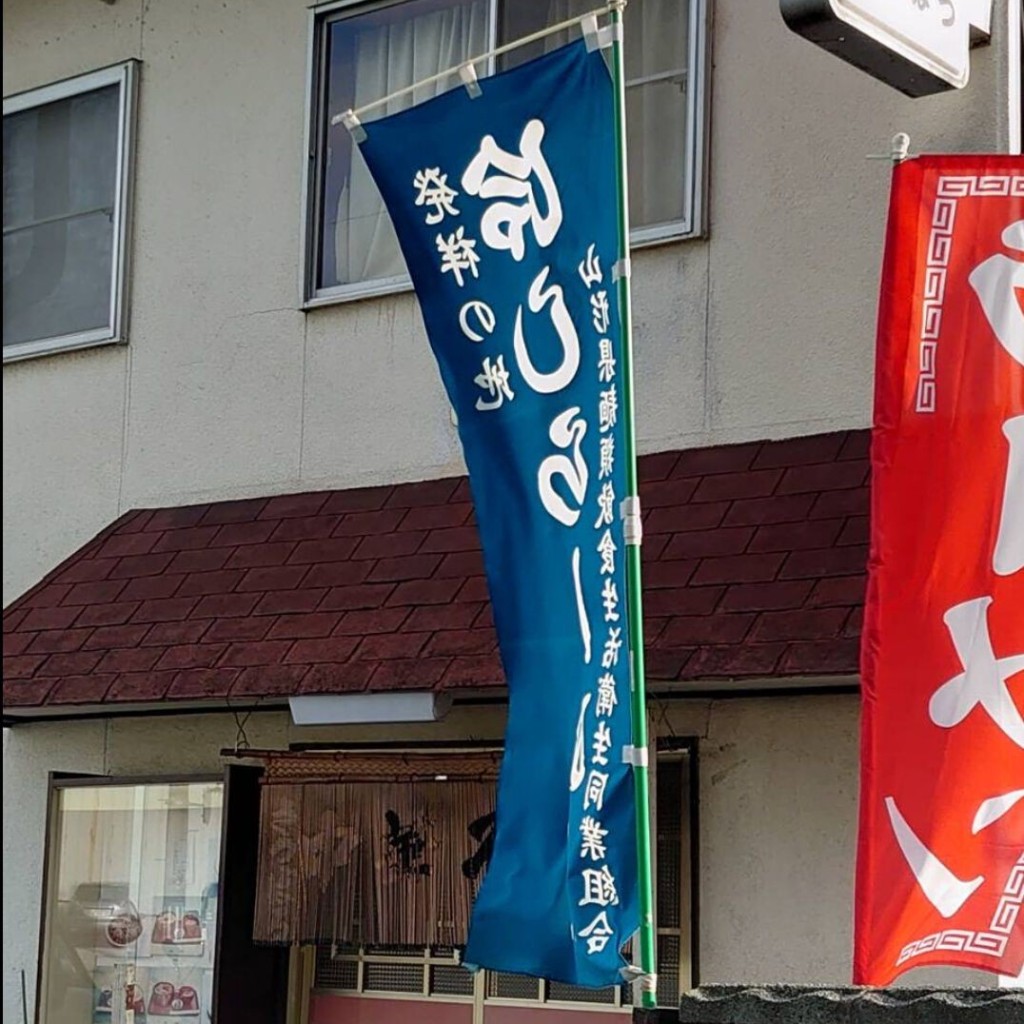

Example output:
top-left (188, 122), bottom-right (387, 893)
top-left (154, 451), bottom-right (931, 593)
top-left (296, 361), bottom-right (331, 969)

top-left (855, 156), bottom-right (1024, 986)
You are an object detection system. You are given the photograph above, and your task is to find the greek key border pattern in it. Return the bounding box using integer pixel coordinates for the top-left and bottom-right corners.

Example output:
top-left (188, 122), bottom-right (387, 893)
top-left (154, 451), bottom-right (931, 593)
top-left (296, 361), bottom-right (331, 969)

top-left (896, 851), bottom-right (1024, 966)
top-left (913, 175), bottom-right (1024, 414)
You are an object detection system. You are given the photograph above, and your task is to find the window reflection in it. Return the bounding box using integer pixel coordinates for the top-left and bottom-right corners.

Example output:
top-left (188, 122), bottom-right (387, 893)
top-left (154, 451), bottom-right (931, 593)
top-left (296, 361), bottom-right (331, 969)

top-left (40, 782), bottom-right (223, 1024)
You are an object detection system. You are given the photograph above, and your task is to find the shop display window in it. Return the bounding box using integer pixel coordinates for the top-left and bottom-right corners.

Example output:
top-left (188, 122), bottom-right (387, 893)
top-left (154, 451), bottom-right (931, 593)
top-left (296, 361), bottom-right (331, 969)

top-left (37, 780), bottom-right (224, 1024)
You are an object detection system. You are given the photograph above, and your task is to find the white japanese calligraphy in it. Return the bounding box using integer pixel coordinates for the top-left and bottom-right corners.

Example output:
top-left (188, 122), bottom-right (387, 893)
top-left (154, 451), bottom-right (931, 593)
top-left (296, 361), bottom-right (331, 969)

top-left (597, 339), bottom-right (616, 384)
top-left (594, 481), bottom-right (615, 529)
top-left (596, 673), bottom-right (618, 717)
top-left (459, 300), bottom-right (496, 342)
top-left (601, 627), bottom-right (622, 670)
top-left (968, 222), bottom-right (1024, 577)
top-left (994, 415), bottom-right (1024, 577)
top-left (928, 596), bottom-right (1024, 749)
top-left (579, 864), bottom-right (619, 907)
top-left (597, 529), bottom-right (617, 575)
top-left (972, 790), bottom-right (1024, 834)
top-left (601, 578), bottom-right (620, 623)
top-left (591, 290), bottom-right (610, 334)
top-left (578, 911), bottom-right (614, 955)
top-left (473, 355), bottom-right (514, 412)
top-left (579, 816), bottom-right (609, 861)
top-left (413, 167), bottom-right (458, 225)
top-left (583, 769), bottom-right (609, 812)
top-left (513, 267), bottom-right (581, 393)
top-left (436, 226), bottom-right (480, 286)
top-left (591, 721), bottom-right (612, 766)
top-left (599, 435), bottom-right (615, 480)
top-left (886, 796), bottom-right (984, 917)
top-left (571, 546), bottom-right (592, 664)
top-left (461, 119), bottom-right (562, 260)
top-left (599, 385), bottom-right (618, 433)
top-left (579, 243), bottom-right (603, 288)
top-left (968, 219), bottom-right (1024, 368)
top-left (570, 693), bottom-right (592, 793)
top-left (537, 408), bottom-right (589, 527)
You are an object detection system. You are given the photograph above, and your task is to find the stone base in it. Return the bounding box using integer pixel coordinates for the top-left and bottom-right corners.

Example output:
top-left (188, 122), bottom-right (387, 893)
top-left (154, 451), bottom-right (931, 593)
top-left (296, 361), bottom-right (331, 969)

top-left (650, 985), bottom-right (1024, 1024)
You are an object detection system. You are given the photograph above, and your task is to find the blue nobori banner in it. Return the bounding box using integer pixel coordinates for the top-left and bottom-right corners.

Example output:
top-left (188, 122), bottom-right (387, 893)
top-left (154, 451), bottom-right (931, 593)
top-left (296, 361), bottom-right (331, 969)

top-left (356, 39), bottom-right (638, 988)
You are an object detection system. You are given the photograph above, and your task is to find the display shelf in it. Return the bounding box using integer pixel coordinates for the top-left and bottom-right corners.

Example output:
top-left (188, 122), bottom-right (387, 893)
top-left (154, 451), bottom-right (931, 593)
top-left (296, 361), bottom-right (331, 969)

top-left (94, 950), bottom-right (211, 970)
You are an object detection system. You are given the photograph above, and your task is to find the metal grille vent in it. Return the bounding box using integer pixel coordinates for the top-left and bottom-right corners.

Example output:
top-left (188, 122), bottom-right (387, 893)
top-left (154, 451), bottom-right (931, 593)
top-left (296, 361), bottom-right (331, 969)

top-left (364, 961), bottom-right (423, 993)
top-left (487, 971), bottom-right (541, 999)
top-left (431, 964), bottom-right (474, 996)
top-left (657, 758), bottom-right (684, 930)
top-left (657, 934), bottom-right (682, 1006)
top-left (314, 947), bottom-right (357, 990)
top-left (547, 980), bottom-right (616, 1004)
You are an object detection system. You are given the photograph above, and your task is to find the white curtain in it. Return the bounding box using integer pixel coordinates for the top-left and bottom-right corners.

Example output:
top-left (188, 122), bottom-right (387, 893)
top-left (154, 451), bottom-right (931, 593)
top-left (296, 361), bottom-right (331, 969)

top-left (530, 0), bottom-right (689, 231)
top-left (621, 0), bottom-right (690, 230)
top-left (325, 0), bottom-right (687, 289)
top-left (331, 1), bottom-right (488, 286)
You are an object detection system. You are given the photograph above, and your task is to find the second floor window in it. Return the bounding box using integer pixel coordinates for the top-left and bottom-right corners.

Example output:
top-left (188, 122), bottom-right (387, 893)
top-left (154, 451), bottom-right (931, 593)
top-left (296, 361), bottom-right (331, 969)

top-left (3, 62), bottom-right (137, 362)
top-left (305, 0), bottom-right (707, 304)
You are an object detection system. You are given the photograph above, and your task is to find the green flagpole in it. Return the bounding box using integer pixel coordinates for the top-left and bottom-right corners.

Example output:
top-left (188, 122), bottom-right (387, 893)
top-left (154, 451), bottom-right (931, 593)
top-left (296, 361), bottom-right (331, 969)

top-left (608, 0), bottom-right (657, 1009)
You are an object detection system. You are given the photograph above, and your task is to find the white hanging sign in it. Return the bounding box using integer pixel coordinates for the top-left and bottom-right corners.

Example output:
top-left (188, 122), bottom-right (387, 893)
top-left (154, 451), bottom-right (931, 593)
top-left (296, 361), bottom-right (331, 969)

top-left (782, 0), bottom-right (993, 96)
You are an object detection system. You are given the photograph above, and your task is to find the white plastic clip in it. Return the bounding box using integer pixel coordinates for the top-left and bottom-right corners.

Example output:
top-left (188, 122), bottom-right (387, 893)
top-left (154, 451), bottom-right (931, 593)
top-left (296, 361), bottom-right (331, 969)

top-left (459, 63), bottom-right (482, 99)
top-left (619, 963), bottom-right (658, 997)
top-left (867, 132), bottom-right (912, 164)
top-left (581, 13), bottom-right (620, 52)
top-left (339, 109), bottom-right (366, 143)
top-left (620, 496), bottom-right (642, 547)
top-left (636, 973), bottom-right (658, 997)
top-left (889, 132), bottom-right (911, 163)
top-left (622, 745), bottom-right (649, 768)
top-left (612, 257), bottom-right (631, 281)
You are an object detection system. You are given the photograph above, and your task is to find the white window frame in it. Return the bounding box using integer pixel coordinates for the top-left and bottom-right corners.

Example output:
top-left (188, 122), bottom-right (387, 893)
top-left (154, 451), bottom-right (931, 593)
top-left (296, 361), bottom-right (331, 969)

top-left (313, 944), bottom-right (633, 1011)
top-left (2, 61), bottom-right (138, 363)
top-left (301, 0), bottom-right (709, 309)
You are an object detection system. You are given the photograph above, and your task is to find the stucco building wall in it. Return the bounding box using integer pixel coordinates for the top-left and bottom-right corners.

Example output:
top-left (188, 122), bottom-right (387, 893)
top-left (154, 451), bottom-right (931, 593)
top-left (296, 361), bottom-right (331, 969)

top-left (2, 695), bottom-right (990, 1021)
top-left (2, 0), bottom-right (1012, 603)
top-left (3, 0), bottom-right (1014, 1018)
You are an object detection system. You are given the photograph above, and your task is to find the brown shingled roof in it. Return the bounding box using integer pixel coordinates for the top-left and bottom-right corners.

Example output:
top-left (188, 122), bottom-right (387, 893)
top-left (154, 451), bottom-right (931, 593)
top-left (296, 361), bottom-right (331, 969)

top-left (3, 431), bottom-right (869, 715)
